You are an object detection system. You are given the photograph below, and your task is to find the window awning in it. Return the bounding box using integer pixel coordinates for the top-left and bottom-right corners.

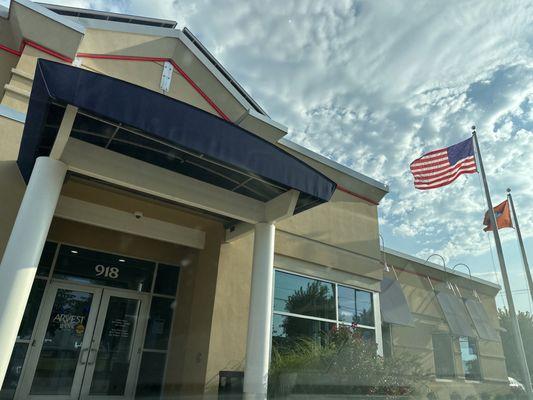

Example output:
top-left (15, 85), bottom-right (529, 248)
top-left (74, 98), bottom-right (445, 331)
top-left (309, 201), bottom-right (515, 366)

top-left (380, 277), bottom-right (415, 327)
top-left (18, 59), bottom-right (336, 213)
top-left (464, 298), bottom-right (500, 341)
top-left (436, 291), bottom-right (476, 337)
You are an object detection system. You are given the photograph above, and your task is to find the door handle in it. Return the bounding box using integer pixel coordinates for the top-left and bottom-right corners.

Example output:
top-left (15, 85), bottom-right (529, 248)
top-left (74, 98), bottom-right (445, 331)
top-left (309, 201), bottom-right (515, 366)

top-left (79, 348), bottom-right (89, 365)
top-left (87, 348), bottom-right (98, 365)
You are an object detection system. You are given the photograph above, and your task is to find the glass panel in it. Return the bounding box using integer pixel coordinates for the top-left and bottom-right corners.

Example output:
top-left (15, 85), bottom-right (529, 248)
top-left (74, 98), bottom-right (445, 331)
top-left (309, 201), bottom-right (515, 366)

top-left (36, 241), bottom-right (57, 277)
top-left (144, 297), bottom-right (175, 350)
top-left (89, 296), bottom-right (141, 395)
top-left (460, 336), bottom-right (481, 380)
top-left (54, 245), bottom-right (155, 292)
top-left (274, 271), bottom-right (336, 320)
top-left (154, 264), bottom-right (180, 296)
top-left (30, 289), bottom-right (94, 395)
top-left (433, 334), bottom-right (455, 378)
top-left (18, 279), bottom-right (46, 340)
top-left (0, 343), bottom-right (28, 400)
top-left (338, 286), bottom-right (374, 326)
top-left (135, 352), bottom-right (166, 399)
top-left (272, 314), bottom-right (334, 351)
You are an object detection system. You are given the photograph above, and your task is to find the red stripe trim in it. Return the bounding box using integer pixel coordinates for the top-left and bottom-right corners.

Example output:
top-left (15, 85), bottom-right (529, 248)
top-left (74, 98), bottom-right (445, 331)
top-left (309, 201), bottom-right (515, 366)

top-left (24, 40), bottom-right (73, 63)
top-left (76, 53), bottom-right (167, 62)
top-left (0, 43), bottom-right (21, 56)
top-left (0, 43), bottom-right (231, 121)
top-left (169, 59), bottom-right (230, 121)
top-left (0, 40), bottom-right (73, 62)
top-left (76, 53), bottom-right (231, 121)
top-left (337, 185), bottom-right (379, 205)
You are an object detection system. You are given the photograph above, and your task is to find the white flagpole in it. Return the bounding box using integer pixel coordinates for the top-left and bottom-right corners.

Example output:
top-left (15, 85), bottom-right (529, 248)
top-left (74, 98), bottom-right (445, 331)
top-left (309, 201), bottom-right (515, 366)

top-left (472, 126), bottom-right (533, 398)
top-left (507, 188), bottom-right (533, 305)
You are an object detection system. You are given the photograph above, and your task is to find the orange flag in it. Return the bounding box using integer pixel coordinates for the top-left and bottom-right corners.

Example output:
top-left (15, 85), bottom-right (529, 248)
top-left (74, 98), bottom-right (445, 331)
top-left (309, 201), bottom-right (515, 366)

top-left (483, 200), bottom-right (513, 231)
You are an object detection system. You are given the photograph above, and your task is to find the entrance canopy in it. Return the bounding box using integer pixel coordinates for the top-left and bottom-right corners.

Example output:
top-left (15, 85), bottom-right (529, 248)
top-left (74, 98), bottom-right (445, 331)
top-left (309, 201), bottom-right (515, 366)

top-left (18, 59), bottom-right (336, 215)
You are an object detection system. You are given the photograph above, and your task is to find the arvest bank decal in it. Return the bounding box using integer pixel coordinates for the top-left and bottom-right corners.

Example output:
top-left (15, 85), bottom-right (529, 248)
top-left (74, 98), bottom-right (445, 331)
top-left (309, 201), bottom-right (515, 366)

top-left (52, 313), bottom-right (86, 334)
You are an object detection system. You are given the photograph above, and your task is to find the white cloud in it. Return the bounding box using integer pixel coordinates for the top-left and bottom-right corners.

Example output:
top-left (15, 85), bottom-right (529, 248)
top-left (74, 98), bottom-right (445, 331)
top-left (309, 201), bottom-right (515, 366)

top-left (3, 0), bottom-right (532, 264)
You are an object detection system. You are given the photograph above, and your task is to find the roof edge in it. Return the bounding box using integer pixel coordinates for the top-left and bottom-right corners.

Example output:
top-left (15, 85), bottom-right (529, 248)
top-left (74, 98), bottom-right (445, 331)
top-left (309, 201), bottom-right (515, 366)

top-left (279, 137), bottom-right (390, 194)
top-left (37, 2), bottom-right (176, 28)
top-left (14, 0), bottom-right (85, 34)
top-left (383, 247), bottom-right (501, 290)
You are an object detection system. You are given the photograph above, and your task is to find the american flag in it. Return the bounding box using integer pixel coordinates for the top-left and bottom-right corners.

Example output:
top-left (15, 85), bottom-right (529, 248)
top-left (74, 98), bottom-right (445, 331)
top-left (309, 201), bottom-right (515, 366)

top-left (410, 137), bottom-right (477, 190)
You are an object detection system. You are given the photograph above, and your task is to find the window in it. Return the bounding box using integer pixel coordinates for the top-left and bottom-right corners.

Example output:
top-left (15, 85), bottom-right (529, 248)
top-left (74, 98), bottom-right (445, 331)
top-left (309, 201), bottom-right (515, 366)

top-left (272, 270), bottom-right (377, 351)
top-left (432, 334), bottom-right (455, 378)
top-left (459, 336), bottom-right (481, 381)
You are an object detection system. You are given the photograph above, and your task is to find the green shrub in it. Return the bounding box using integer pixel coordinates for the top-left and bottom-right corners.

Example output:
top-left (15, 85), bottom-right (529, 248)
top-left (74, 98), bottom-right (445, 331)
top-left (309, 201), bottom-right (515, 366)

top-left (269, 324), bottom-right (430, 398)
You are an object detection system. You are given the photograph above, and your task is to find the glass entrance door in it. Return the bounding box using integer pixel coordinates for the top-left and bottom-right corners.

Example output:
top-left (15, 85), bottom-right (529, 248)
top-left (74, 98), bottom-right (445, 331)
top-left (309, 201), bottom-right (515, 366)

top-left (18, 282), bottom-right (149, 400)
top-left (80, 291), bottom-right (149, 399)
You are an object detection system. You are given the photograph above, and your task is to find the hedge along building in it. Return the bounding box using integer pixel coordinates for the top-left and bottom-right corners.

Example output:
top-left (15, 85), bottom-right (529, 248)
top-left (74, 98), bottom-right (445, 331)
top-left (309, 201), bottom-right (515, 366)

top-left (0, 1), bottom-right (510, 399)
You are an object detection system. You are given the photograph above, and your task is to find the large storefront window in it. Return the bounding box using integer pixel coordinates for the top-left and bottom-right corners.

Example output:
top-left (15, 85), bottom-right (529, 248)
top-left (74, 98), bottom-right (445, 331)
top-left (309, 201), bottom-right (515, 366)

top-left (272, 270), bottom-right (377, 350)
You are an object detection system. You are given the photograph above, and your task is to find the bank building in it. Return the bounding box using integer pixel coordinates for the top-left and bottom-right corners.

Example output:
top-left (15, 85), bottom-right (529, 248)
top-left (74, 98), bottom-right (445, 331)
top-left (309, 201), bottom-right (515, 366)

top-left (0, 1), bottom-right (514, 399)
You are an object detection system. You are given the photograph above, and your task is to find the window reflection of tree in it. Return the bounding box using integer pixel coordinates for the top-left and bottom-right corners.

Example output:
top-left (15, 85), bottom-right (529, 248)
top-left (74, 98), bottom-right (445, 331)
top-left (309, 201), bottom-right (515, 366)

top-left (279, 282), bottom-right (335, 347)
top-left (284, 281), bottom-right (335, 320)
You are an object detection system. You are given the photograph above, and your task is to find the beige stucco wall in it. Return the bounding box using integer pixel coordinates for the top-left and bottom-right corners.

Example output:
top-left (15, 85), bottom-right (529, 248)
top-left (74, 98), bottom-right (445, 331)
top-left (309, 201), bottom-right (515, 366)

top-left (203, 233), bottom-right (254, 394)
top-left (278, 190), bottom-right (381, 261)
top-left (0, 115), bottom-right (25, 256)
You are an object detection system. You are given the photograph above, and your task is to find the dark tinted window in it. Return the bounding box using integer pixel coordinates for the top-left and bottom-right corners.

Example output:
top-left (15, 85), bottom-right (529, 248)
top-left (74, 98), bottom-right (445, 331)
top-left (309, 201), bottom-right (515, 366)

top-left (135, 352), bottom-right (166, 399)
top-left (54, 245), bottom-right (155, 292)
top-left (18, 279), bottom-right (46, 340)
top-left (154, 264), bottom-right (180, 296)
top-left (144, 297), bottom-right (175, 350)
top-left (0, 343), bottom-right (28, 399)
top-left (36, 241), bottom-right (57, 277)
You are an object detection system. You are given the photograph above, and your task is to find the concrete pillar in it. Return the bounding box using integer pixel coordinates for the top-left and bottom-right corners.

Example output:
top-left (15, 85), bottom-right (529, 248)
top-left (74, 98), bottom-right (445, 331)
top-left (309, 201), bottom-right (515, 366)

top-left (243, 222), bottom-right (275, 400)
top-left (0, 157), bottom-right (67, 385)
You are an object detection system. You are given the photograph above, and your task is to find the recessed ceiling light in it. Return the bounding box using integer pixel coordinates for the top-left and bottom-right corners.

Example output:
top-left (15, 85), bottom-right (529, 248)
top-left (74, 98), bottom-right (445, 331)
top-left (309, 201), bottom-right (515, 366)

top-left (70, 250), bottom-right (78, 254)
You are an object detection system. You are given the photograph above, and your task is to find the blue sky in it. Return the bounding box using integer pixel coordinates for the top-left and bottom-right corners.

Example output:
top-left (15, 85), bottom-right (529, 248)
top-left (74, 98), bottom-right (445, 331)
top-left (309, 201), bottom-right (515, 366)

top-left (5, 0), bottom-right (533, 311)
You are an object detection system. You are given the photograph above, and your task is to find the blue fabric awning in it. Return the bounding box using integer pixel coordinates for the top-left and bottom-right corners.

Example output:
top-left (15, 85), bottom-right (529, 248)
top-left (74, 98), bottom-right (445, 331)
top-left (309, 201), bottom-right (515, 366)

top-left (18, 59), bottom-right (336, 209)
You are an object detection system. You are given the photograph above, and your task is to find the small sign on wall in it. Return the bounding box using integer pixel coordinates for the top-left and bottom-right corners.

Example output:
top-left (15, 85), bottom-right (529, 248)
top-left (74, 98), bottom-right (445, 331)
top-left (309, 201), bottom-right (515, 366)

top-left (160, 61), bottom-right (173, 93)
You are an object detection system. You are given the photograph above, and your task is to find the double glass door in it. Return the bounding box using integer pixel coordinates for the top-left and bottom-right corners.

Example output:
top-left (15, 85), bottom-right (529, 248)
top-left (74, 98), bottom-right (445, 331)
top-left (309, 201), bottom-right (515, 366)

top-left (18, 282), bottom-right (149, 400)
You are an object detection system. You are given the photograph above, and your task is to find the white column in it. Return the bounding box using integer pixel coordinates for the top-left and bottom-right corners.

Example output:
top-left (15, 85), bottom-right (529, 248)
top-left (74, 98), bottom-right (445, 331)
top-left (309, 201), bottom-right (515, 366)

top-left (0, 157), bottom-right (67, 385)
top-left (244, 222), bottom-right (275, 400)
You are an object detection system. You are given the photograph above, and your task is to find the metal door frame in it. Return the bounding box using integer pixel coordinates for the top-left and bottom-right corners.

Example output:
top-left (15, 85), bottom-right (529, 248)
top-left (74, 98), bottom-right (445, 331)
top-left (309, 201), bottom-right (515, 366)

top-left (16, 281), bottom-right (103, 400)
top-left (80, 287), bottom-right (150, 400)
top-left (16, 280), bottom-right (150, 400)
